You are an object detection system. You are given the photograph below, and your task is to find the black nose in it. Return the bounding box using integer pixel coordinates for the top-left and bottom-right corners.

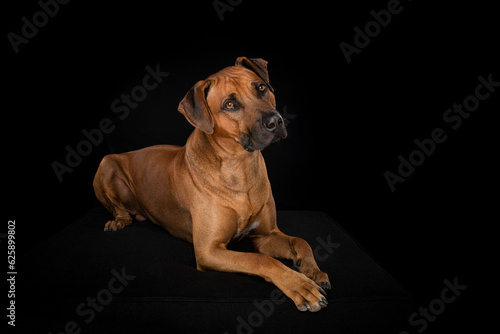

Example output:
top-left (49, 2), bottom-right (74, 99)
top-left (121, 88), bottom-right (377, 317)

top-left (264, 113), bottom-right (283, 132)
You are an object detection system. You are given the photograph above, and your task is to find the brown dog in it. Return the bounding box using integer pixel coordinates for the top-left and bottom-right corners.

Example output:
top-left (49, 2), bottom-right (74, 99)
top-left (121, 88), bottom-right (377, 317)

top-left (93, 57), bottom-right (331, 312)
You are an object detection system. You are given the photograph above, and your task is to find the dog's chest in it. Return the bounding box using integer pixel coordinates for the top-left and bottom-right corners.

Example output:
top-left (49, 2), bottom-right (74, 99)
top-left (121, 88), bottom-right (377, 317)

top-left (233, 219), bottom-right (260, 241)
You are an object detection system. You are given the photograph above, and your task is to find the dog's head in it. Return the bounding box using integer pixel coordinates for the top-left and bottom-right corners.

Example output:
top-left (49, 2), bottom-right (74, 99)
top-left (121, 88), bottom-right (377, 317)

top-left (178, 57), bottom-right (287, 153)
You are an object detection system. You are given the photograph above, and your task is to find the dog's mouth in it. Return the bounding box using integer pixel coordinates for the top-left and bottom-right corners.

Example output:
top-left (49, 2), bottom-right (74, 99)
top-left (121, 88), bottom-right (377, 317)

top-left (240, 128), bottom-right (287, 153)
top-left (243, 144), bottom-right (257, 153)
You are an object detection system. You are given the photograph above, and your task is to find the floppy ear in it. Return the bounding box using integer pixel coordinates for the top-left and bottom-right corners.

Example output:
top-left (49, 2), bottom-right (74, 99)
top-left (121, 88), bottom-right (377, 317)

top-left (235, 57), bottom-right (274, 92)
top-left (178, 80), bottom-right (214, 134)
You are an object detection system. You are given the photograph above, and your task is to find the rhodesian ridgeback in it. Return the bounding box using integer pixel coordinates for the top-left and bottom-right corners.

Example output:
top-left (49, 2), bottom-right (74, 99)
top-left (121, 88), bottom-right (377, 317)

top-left (93, 57), bottom-right (331, 312)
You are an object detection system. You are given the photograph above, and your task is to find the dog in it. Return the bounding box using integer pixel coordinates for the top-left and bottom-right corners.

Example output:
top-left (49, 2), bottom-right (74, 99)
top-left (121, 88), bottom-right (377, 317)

top-left (93, 57), bottom-right (331, 312)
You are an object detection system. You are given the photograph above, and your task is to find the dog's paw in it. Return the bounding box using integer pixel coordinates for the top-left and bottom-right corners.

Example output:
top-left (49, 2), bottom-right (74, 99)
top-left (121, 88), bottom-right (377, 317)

top-left (278, 270), bottom-right (328, 312)
top-left (104, 219), bottom-right (131, 232)
top-left (300, 265), bottom-right (331, 291)
top-left (313, 270), bottom-right (331, 291)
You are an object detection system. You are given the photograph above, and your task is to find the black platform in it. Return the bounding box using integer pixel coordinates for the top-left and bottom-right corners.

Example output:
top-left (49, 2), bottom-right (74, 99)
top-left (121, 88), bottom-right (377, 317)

top-left (19, 207), bottom-right (413, 333)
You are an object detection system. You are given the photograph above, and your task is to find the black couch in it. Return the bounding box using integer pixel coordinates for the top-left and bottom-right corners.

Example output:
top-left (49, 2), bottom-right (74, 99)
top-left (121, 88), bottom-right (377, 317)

top-left (19, 207), bottom-right (413, 333)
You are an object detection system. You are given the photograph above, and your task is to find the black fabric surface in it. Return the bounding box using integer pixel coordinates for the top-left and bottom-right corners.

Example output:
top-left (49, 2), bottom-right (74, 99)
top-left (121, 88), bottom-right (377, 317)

top-left (19, 207), bottom-right (413, 333)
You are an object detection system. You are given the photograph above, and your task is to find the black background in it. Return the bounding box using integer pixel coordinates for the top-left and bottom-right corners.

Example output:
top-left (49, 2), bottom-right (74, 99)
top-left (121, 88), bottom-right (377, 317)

top-left (4, 0), bottom-right (498, 333)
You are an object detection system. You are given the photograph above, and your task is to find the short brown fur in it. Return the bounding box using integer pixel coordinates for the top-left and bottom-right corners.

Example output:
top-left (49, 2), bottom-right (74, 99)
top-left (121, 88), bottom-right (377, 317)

top-left (93, 57), bottom-right (330, 312)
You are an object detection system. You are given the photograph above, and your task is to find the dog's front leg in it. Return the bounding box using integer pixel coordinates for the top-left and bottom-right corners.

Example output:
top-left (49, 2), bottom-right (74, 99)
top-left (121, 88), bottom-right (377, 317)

top-left (249, 196), bottom-right (331, 290)
top-left (251, 230), bottom-right (331, 291)
top-left (195, 239), bottom-right (328, 312)
top-left (191, 208), bottom-right (328, 312)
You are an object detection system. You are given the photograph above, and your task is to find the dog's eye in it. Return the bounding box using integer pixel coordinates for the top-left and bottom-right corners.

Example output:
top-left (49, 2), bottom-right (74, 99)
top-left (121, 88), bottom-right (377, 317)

top-left (223, 100), bottom-right (238, 111)
top-left (258, 84), bottom-right (267, 93)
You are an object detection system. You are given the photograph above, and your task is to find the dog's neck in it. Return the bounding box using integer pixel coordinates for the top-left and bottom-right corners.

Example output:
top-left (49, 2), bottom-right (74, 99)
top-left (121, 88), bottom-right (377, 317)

top-left (185, 129), bottom-right (266, 191)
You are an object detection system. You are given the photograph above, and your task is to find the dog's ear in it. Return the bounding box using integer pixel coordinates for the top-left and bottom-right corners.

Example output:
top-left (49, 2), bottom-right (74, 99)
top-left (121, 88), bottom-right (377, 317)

top-left (178, 80), bottom-right (214, 134)
top-left (235, 57), bottom-right (274, 92)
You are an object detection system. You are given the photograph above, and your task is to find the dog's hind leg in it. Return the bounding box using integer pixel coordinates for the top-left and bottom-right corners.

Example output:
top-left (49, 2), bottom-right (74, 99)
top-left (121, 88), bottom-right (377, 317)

top-left (93, 155), bottom-right (141, 232)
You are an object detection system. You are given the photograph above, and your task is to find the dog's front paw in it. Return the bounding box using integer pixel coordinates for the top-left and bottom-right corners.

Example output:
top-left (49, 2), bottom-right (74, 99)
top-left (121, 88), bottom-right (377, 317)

top-left (278, 270), bottom-right (328, 312)
top-left (298, 262), bottom-right (331, 291)
top-left (314, 270), bottom-right (331, 291)
top-left (303, 268), bottom-right (331, 291)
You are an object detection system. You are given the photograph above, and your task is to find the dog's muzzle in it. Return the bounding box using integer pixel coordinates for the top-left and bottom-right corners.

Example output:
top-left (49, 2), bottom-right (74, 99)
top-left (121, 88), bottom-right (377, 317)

top-left (241, 111), bottom-right (287, 152)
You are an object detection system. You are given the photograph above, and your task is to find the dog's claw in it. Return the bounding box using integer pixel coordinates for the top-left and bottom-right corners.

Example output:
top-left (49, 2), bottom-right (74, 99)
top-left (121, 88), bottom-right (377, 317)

top-left (298, 303), bottom-right (308, 312)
